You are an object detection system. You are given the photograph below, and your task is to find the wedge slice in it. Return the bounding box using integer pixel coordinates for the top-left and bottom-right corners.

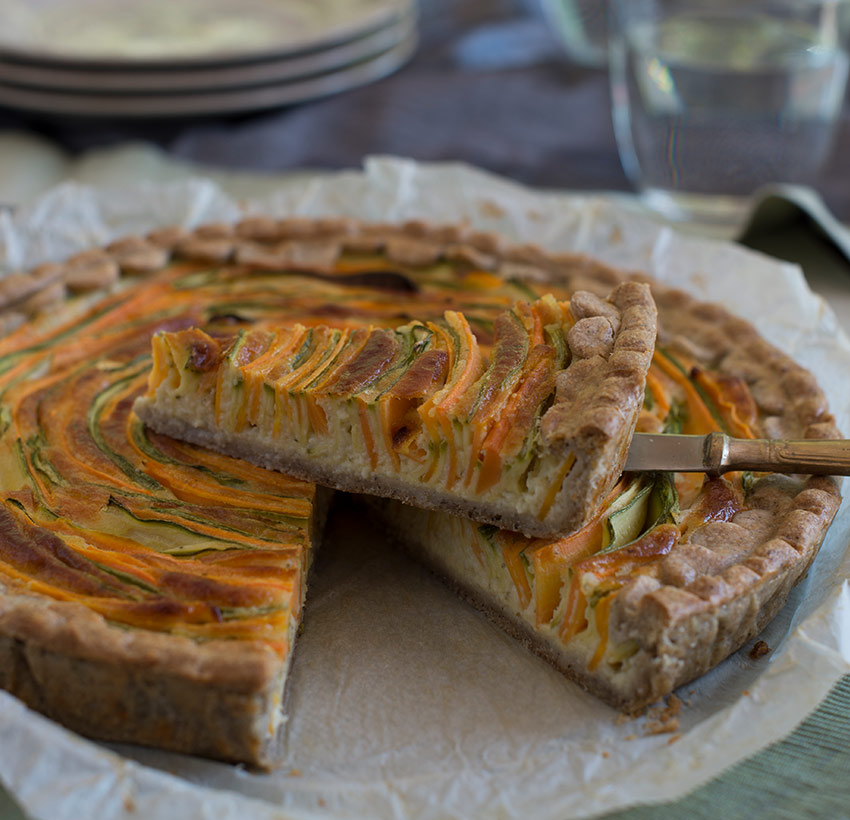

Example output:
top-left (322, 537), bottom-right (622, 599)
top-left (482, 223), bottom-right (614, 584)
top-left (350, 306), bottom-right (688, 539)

top-left (134, 284), bottom-right (657, 538)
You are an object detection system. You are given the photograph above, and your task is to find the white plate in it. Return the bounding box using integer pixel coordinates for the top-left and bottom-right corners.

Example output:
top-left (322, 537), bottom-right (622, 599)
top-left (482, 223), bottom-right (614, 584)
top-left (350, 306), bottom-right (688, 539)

top-left (0, 36), bottom-right (417, 118)
top-left (0, 12), bottom-right (415, 94)
top-left (0, 0), bottom-right (409, 66)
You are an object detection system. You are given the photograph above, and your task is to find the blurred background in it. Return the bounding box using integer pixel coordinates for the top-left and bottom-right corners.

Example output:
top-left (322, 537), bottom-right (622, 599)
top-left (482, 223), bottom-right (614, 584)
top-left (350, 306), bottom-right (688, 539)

top-left (0, 0), bottom-right (842, 221)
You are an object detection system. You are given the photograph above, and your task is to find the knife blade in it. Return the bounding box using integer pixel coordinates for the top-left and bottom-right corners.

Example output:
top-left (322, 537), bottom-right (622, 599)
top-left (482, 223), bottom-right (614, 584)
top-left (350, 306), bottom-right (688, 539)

top-left (624, 432), bottom-right (850, 475)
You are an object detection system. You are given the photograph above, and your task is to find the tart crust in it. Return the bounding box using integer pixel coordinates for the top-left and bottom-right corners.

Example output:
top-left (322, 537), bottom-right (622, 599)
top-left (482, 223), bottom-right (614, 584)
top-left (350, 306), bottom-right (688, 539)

top-left (0, 592), bottom-right (286, 765)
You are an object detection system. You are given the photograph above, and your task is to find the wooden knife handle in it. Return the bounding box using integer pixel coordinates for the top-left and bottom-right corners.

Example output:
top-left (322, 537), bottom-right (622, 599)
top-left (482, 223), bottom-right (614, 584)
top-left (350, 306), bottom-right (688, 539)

top-left (716, 433), bottom-right (850, 475)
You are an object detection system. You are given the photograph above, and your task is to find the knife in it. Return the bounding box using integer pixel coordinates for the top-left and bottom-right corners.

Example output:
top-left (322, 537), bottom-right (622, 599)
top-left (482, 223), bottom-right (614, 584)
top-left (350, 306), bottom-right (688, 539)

top-left (624, 432), bottom-right (850, 476)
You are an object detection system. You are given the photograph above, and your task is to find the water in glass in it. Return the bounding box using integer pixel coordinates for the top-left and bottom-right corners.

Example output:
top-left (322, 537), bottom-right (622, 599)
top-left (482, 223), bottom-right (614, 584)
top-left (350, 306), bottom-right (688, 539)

top-left (611, 7), bottom-right (850, 223)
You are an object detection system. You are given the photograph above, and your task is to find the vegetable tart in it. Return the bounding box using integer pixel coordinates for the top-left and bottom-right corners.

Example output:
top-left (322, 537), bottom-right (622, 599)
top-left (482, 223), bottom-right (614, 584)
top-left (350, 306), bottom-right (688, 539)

top-left (0, 217), bottom-right (840, 765)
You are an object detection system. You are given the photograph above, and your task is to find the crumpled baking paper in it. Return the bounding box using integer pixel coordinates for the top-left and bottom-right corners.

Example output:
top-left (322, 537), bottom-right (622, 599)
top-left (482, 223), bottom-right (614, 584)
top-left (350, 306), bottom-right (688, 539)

top-left (0, 157), bottom-right (848, 820)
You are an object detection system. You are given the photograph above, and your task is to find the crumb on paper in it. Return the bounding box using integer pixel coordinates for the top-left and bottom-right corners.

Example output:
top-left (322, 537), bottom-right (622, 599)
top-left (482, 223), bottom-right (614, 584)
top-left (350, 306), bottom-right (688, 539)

top-left (123, 795), bottom-right (136, 813)
top-left (749, 640), bottom-right (771, 660)
top-left (602, 751), bottom-right (610, 759)
top-left (624, 734), bottom-right (637, 741)
top-left (667, 734), bottom-right (681, 745)
top-left (742, 690), bottom-right (750, 696)
top-left (644, 694), bottom-right (682, 735)
top-left (318, 798), bottom-right (326, 808)
top-left (289, 769), bottom-right (302, 777)
top-left (479, 199), bottom-right (506, 219)
top-left (690, 272), bottom-right (709, 293)
top-left (615, 712), bottom-right (633, 726)
top-left (609, 226), bottom-right (623, 244)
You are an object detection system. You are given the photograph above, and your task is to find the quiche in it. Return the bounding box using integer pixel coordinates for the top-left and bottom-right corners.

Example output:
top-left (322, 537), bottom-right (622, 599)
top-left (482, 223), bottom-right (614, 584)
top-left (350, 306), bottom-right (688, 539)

top-left (134, 286), bottom-right (656, 538)
top-left (0, 217), bottom-right (840, 766)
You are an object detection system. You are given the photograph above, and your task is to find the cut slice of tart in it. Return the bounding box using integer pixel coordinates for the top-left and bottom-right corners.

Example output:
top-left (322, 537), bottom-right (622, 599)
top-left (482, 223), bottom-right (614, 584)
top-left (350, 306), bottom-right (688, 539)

top-left (134, 284), bottom-right (657, 538)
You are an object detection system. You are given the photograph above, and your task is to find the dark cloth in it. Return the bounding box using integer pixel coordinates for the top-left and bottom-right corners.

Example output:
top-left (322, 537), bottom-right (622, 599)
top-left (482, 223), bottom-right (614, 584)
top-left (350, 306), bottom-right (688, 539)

top-left (1, 0), bottom-right (848, 219)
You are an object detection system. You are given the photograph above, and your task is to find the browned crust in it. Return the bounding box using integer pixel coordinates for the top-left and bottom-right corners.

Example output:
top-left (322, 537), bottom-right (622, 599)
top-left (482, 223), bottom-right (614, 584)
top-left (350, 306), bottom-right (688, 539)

top-left (0, 634), bottom-right (283, 767)
top-left (0, 594), bottom-right (281, 690)
top-left (0, 215), bottom-right (842, 752)
top-left (0, 592), bottom-right (286, 766)
top-left (566, 281), bottom-right (840, 702)
top-left (610, 475), bottom-right (840, 708)
top-left (541, 281), bottom-right (657, 533)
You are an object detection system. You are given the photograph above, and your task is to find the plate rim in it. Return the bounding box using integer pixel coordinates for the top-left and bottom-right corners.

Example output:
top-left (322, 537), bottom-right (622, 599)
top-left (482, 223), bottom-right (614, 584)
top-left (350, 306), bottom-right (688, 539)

top-left (0, 34), bottom-right (418, 119)
top-left (0, 13), bottom-right (416, 93)
top-left (0, 0), bottom-right (413, 69)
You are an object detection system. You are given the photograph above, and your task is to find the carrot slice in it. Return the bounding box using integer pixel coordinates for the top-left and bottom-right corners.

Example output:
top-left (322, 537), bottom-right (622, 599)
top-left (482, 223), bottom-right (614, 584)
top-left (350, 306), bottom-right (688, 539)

top-left (537, 453), bottom-right (576, 520)
top-left (531, 476), bottom-right (628, 625)
top-left (463, 271), bottom-right (504, 290)
top-left (475, 345), bottom-right (556, 493)
top-left (588, 591), bottom-right (617, 671)
top-left (645, 366), bottom-right (671, 420)
top-left (418, 312), bottom-right (484, 488)
top-left (558, 574), bottom-right (588, 643)
top-left (653, 349), bottom-right (721, 435)
top-left (532, 523), bottom-right (602, 627)
top-left (502, 535), bottom-right (533, 610)
top-left (575, 523), bottom-right (680, 578)
top-left (692, 369), bottom-right (757, 439)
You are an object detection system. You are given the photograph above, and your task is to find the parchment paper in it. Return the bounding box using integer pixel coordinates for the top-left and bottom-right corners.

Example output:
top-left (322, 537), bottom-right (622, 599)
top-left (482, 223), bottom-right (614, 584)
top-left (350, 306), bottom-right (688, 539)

top-left (1, 158), bottom-right (849, 820)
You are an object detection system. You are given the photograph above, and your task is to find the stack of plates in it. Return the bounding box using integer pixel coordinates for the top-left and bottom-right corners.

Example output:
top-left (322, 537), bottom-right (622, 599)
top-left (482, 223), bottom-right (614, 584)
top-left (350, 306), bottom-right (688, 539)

top-left (0, 0), bottom-right (417, 118)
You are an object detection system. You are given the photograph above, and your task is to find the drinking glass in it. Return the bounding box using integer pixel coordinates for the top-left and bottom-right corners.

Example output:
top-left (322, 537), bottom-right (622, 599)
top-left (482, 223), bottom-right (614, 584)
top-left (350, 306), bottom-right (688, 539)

top-left (608, 0), bottom-right (850, 225)
top-left (541, 0), bottom-right (609, 67)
